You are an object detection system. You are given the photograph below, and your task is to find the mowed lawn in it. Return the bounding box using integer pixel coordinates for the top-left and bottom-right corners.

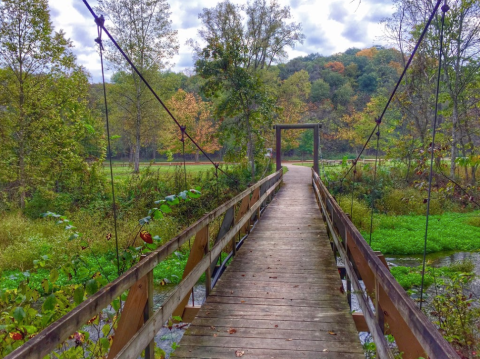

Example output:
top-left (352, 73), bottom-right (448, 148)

top-left (103, 163), bottom-right (214, 180)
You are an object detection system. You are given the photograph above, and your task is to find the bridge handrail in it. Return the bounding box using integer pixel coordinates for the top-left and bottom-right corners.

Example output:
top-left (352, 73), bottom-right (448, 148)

top-left (5, 169), bottom-right (283, 359)
top-left (312, 170), bottom-right (459, 359)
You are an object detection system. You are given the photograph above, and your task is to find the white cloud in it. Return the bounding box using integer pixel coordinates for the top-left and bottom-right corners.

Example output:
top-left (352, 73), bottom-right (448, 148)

top-left (48, 0), bottom-right (394, 82)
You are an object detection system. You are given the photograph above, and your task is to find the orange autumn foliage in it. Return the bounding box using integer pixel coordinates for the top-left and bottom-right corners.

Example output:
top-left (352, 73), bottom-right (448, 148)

top-left (161, 90), bottom-right (220, 160)
top-left (324, 61), bottom-right (345, 74)
top-left (356, 47), bottom-right (378, 59)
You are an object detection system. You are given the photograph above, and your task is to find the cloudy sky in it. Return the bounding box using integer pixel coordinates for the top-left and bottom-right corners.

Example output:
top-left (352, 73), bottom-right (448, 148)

top-left (48, 0), bottom-right (395, 82)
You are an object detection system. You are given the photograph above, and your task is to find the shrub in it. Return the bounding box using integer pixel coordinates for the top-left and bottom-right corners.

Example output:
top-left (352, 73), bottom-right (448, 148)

top-left (336, 195), bottom-right (379, 232)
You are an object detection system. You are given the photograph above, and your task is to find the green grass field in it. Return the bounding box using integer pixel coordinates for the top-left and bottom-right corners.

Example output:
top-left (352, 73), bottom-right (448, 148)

top-left (102, 163), bottom-right (213, 180)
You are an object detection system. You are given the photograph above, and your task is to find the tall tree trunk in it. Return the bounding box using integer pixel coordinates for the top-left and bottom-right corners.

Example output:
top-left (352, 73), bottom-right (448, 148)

top-left (195, 150), bottom-right (199, 163)
top-left (247, 117), bottom-right (254, 179)
top-left (134, 84), bottom-right (142, 173)
top-left (129, 145), bottom-right (134, 164)
top-left (18, 75), bottom-right (25, 209)
top-left (450, 102), bottom-right (459, 178)
top-left (19, 143), bottom-right (25, 209)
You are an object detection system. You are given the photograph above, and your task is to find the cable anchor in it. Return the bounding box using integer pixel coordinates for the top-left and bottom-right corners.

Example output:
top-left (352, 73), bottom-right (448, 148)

top-left (94, 15), bottom-right (105, 50)
top-left (180, 125), bottom-right (186, 143)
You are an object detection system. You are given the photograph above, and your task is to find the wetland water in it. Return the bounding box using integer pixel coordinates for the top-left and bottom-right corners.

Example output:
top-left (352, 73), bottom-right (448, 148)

top-left (388, 251), bottom-right (480, 300)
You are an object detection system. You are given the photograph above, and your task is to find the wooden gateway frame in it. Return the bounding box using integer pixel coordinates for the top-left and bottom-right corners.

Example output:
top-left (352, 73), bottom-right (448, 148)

top-left (274, 123), bottom-right (321, 174)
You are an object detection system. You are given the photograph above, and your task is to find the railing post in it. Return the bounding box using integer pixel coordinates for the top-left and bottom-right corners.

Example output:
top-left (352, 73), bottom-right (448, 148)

top-left (275, 126), bottom-right (282, 172)
top-left (205, 225), bottom-right (212, 297)
top-left (374, 277), bottom-right (385, 335)
top-left (144, 269), bottom-right (154, 359)
top-left (345, 228), bottom-right (352, 310)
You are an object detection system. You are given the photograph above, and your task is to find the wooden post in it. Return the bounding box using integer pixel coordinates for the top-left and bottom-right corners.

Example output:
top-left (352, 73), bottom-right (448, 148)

top-left (205, 226), bottom-right (211, 297)
top-left (375, 277), bottom-right (385, 335)
top-left (144, 270), bottom-right (154, 359)
top-left (275, 126), bottom-right (282, 172)
top-left (314, 124), bottom-right (319, 174)
top-left (172, 225), bottom-right (209, 319)
top-left (107, 273), bottom-right (149, 359)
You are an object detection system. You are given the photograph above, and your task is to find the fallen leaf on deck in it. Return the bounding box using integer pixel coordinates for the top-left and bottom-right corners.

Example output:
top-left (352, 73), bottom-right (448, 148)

top-left (228, 328), bottom-right (237, 334)
top-left (286, 338), bottom-right (293, 341)
top-left (269, 276), bottom-right (277, 279)
top-left (323, 349), bottom-right (329, 352)
top-left (274, 325), bottom-right (278, 328)
top-left (241, 300), bottom-right (246, 303)
top-left (213, 333), bottom-right (217, 337)
top-left (235, 350), bottom-right (245, 357)
top-left (210, 326), bottom-right (216, 330)
top-left (328, 331), bottom-right (336, 335)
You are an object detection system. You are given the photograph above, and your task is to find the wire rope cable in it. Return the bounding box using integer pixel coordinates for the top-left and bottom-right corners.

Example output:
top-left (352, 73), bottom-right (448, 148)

top-left (81, 0), bottom-right (245, 186)
top-left (95, 17), bottom-right (121, 276)
top-left (368, 120), bottom-right (381, 246)
top-left (419, 1), bottom-right (448, 310)
top-left (340, 0), bottom-right (444, 184)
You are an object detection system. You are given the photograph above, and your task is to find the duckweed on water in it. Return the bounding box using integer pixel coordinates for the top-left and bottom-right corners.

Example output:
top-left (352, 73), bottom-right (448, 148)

top-left (361, 212), bottom-right (480, 255)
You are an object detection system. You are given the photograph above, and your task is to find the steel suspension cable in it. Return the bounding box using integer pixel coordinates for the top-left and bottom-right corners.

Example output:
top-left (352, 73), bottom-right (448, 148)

top-left (368, 120), bottom-right (381, 246)
top-left (340, 0), bottom-right (444, 184)
top-left (82, 0), bottom-right (240, 185)
top-left (419, 1), bottom-right (448, 310)
top-left (350, 161), bottom-right (357, 219)
top-left (95, 18), bottom-right (120, 276)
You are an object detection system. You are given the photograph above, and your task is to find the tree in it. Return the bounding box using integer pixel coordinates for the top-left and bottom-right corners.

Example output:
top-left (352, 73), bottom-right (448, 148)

top-left (96, 0), bottom-right (178, 172)
top-left (192, 0), bottom-right (304, 177)
top-left (160, 89), bottom-right (220, 162)
top-left (384, 0), bottom-right (480, 178)
top-left (0, 0), bottom-right (104, 209)
top-left (358, 73), bottom-right (378, 93)
top-left (277, 70), bottom-right (311, 151)
top-left (439, 0), bottom-right (480, 177)
top-left (310, 79), bottom-right (330, 103)
top-left (333, 83), bottom-right (354, 108)
top-left (324, 61), bottom-right (345, 74)
top-left (356, 47), bottom-right (378, 59)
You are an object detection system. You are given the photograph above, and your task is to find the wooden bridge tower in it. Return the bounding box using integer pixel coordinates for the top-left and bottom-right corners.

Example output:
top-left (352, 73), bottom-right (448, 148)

top-left (274, 123), bottom-right (321, 174)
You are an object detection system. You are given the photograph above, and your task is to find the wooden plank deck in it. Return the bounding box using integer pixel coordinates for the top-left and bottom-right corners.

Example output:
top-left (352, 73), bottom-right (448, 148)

top-left (172, 164), bottom-right (364, 358)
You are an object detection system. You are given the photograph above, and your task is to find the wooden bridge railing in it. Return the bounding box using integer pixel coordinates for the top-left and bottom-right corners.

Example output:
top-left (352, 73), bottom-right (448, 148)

top-left (6, 169), bottom-right (283, 359)
top-left (312, 169), bottom-right (459, 359)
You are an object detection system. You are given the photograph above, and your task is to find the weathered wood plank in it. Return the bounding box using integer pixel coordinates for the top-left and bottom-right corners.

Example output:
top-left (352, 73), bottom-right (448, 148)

top-left (172, 346), bottom-right (364, 359)
top-left (177, 335), bottom-right (364, 353)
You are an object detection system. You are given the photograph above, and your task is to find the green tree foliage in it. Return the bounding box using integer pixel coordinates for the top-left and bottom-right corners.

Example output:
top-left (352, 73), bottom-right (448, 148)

top-left (0, 0), bottom-right (104, 210)
top-left (192, 0), bottom-right (304, 177)
top-left (96, 0), bottom-right (179, 173)
top-left (277, 70), bottom-right (311, 151)
top-left (310, 79), bottom-right (330, 103)
top-left (384, 0), bottom-right (480, 179)
top-left (358, 73), bottom-right (378, 93)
